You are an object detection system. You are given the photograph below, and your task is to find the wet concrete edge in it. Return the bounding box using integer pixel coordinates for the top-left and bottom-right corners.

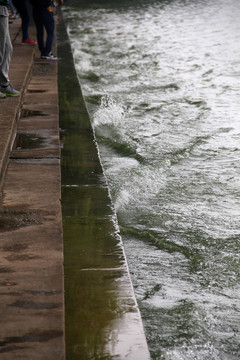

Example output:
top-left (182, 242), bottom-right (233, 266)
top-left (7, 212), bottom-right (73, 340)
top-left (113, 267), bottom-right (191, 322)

top-left (57, 10), bottom-right (151, 360)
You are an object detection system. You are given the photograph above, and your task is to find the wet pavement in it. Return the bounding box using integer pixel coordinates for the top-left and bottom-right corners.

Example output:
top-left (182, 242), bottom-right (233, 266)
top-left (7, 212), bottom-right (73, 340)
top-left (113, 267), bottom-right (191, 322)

top-left (0, 19), bottom-right (64, 360)
top-left (0, 14), bottom-right (150, 360)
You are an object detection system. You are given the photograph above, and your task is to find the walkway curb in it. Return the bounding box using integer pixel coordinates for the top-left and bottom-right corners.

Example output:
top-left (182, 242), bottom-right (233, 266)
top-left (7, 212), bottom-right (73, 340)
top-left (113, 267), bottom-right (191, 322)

top-left (58, 13), bottom-right (151, 360)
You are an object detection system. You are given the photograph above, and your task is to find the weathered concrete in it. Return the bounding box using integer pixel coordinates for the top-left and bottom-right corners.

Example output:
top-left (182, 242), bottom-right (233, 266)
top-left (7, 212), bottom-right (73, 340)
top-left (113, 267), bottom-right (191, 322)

top-left (0, 19), bottom-right (65, 359)
top-left (0, 20), bottom-right (35, 191)
top-left (58, 15), bottom-right (151, 360)
top-left (0, 12), bottom-right (151, 360)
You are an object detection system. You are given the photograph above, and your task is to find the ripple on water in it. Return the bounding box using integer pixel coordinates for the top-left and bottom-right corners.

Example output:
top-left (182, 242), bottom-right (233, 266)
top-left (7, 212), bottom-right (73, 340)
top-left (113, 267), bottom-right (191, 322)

top-left (63, 0), bottom-right (240, 358)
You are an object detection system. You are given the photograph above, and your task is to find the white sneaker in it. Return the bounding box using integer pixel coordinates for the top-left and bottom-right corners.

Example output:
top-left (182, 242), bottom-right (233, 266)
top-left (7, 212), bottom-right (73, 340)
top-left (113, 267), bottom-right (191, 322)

top-left (41, 53), bottom-right (58, 60)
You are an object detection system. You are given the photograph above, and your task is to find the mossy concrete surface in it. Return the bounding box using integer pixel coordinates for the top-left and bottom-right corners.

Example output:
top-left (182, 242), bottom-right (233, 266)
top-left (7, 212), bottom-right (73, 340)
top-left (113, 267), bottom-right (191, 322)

top-left (58, 13), bottom-right (150, 360)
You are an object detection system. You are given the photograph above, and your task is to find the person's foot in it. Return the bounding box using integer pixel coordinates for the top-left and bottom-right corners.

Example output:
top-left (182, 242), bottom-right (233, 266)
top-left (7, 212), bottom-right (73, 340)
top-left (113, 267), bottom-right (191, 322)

top-left (41, 53), bottom-right (58, 60)
top-left (0, 91), bottom-right (6, 99)
top-left (0, 84), bottom-right (20, 97)
top-left (21, 38), bottom-right (37, 45)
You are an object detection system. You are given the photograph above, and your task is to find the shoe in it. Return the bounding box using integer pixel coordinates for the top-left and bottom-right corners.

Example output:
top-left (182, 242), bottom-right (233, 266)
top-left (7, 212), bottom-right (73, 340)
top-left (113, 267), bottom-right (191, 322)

top-left (21, 38), bottom-right (37, 45)
top-left (41, 52), bottom-right (57, 60)
top-left (0, 84), bottom-right (20, 97)
top-left (0, 91), bottom-right (6, 99)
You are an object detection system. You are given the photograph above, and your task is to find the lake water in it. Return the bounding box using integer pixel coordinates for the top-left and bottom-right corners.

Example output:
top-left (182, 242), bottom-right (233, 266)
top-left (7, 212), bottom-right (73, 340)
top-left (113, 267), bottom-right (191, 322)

top-left (62, 0), bottom-right (240, 359)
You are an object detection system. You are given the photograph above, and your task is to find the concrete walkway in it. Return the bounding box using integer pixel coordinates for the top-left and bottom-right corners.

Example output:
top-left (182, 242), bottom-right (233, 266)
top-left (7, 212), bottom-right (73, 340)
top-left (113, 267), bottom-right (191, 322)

top-left (0, 19), bottom-right (64, 359)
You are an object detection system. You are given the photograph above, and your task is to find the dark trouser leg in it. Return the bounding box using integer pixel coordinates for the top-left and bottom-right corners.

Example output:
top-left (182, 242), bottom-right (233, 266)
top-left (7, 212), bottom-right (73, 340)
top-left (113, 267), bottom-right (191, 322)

top-left (12, 0), bottom-right (30, 40)
top-left (42, 8), bottom-right (54, 55)
top-left (32, 9), bottom-right (44, 56)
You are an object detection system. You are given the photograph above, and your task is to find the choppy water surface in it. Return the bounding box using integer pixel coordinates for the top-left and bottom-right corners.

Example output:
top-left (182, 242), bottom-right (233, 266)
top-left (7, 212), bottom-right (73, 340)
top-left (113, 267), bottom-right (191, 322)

top-left (62, 0), bottom-right (240, 359)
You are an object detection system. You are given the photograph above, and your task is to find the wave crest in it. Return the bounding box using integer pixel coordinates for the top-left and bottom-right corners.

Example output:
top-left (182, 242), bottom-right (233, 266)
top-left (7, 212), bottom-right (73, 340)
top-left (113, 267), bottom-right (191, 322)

top-left (93, 95), bottom-right (126, 127)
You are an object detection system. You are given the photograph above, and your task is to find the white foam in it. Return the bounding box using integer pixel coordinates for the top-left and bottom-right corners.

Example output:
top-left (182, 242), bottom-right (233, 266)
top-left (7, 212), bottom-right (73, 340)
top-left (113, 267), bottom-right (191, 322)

top-left (163, 342), bottom-right (220, 360)
top-left (93, 95), bottom-right (126, 128)
top-left (115, 189), bottom-right (135, 212)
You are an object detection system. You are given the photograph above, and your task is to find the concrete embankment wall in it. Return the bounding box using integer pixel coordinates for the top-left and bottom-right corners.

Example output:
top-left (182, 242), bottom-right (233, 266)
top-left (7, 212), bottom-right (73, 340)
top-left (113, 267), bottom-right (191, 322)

top-left (58, 15), bottom-right (150, 360)
top-left (0, 13), bottom-right (150, 360)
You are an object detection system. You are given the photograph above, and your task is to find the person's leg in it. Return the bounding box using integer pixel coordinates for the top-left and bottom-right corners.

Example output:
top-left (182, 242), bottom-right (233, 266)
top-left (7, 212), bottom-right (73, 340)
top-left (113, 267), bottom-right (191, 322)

top-left (0, 15), bottom-right (13, 87)
top-left (42, 8), bottom-right (55, 55)
top-left (12, 0), bottom-right (30, 40)
top-left (32, 8), bottom-right (45, 56)
top-left (0, 16), bottom-right (7, 98)
top-left (0, 16), bottom-right (19, 96)
top-left (8, 0), bottom-right (15, 16)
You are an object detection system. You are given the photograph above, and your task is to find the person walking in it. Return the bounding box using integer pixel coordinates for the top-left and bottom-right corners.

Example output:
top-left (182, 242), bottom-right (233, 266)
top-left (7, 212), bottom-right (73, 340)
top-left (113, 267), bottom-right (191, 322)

top-left (0, 0), bottom-right (20, 98)
top-left (29, 0), bottom-right (63, 59)
top-left (12, 0), bottom-right (37, 45)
